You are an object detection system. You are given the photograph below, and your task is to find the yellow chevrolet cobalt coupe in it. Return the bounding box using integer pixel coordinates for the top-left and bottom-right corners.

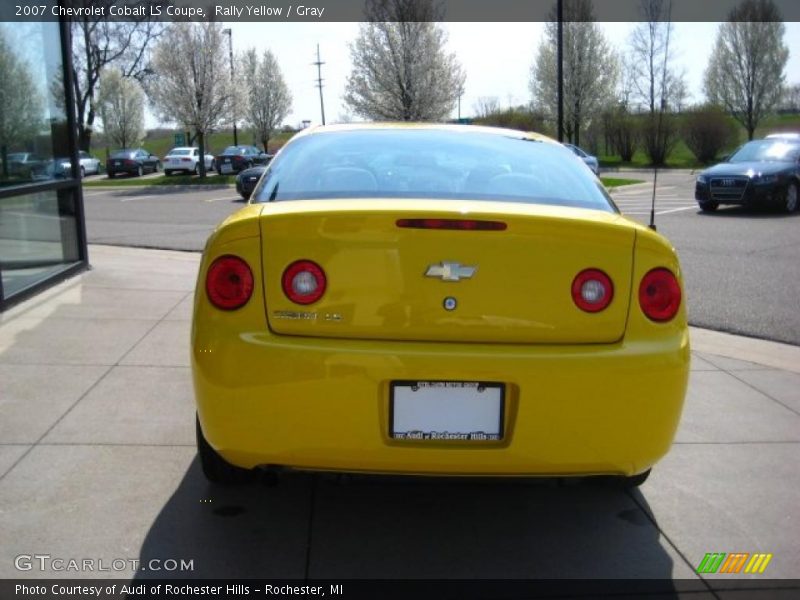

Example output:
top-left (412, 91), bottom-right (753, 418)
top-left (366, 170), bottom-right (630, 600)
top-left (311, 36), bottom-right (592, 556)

top-left (192, 124), bottom-right (689, 486)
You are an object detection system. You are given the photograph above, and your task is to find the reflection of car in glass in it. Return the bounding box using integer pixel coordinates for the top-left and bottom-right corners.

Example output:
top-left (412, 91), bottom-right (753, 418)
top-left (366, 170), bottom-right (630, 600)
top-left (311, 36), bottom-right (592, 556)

top-left (193, 124), bottom-right (689, 487)
top-left (235, 165), bottom-right (268, 200)
top-left (7, 152), bottom-right (45, 177)
top-left (106, 148), bottom-right (161, 178)
top-left (694, 138), bottom-right (800, 212)
top-left (563, 143), bottom-right (600, 175)
top-left (32, 158), bottom-right (72, 181)
top-left (214, 145), bottom-right (270, 174)
top-left (164, 147), bottom-right (215, 175)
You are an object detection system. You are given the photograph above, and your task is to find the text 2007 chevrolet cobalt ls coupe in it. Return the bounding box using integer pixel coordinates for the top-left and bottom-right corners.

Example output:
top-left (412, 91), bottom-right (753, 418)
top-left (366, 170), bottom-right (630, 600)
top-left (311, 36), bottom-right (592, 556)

top-left (192, 124), bottom-right (689, 486)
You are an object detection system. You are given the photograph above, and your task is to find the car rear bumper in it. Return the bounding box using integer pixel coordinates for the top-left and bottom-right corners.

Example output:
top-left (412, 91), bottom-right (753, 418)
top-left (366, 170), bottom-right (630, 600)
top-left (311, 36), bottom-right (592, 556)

top-left (193, 327), bottom-right (690, 477)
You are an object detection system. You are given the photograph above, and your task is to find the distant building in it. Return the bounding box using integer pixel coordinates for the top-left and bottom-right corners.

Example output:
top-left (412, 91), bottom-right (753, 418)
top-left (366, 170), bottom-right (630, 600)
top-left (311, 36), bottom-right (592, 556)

top-left (0, 19), bottom-right (88, 310)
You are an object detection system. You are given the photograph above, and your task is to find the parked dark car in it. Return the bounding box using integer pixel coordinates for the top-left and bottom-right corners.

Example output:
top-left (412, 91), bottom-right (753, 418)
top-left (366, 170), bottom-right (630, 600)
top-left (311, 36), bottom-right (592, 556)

top-left (695, 138), bottom-right (800, 212)
top-left (214, 145), bottom-right (270, 175)
top-left (235, 165), bottom-right (268, 200)
top-left (106, 149), bottom-right (161, 178)
top-left (7, 152), bottom-right (46, 178)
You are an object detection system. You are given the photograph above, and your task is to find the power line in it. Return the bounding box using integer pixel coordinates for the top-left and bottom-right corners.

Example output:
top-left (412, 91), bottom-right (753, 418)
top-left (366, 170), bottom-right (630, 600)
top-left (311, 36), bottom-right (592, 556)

top-left (313, 44), bottom-right (326, 125)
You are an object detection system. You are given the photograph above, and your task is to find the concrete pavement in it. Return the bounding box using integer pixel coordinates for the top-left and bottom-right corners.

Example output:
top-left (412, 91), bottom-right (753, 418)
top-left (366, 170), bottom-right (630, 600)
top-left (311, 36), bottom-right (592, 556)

top-left (0, 245), bottom-right (798, 590)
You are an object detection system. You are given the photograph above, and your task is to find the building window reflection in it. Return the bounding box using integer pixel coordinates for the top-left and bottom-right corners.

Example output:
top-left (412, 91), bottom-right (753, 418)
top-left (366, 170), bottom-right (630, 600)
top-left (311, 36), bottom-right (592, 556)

top-left (0, 18), bottom-right (87, 309)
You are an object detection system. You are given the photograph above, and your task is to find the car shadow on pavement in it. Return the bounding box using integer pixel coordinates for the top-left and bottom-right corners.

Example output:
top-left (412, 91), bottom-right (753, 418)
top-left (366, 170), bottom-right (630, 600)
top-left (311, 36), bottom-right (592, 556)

top-left (697, 206), bottom-right (800, 219)
top-left (134, 459), bottom-right (697, 590)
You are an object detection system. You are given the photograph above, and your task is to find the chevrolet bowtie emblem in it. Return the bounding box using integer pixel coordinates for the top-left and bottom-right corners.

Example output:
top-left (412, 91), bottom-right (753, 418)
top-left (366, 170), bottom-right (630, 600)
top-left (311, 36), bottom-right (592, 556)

top-left (425, 262), bottom-right (477, 282)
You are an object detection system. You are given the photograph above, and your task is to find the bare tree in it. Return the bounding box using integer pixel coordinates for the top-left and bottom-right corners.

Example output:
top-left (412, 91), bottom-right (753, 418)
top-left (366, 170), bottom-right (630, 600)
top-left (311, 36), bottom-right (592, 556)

top-left (0, 29), bottom-right (43, 177)
top-left (530, 0), bottom-right (618, 146)
top-left (473, 96), bottom-right (500, 118)
top-left (780, 83), bottom-right (800, 112)
top-left (97, 69), bottom-right (145, 151)
top-left (627, 0), bottom-right (687, 114)
top-left (704, 0), bottom-right (789, 140)
top-left (344, 0), bottom-right (465, 121)
top-left (68, 4), bottom-right (162, 151)
top-left (148, 23), bottom-right (237, 177)
top-left (243, 49), bottom-right (292, 153)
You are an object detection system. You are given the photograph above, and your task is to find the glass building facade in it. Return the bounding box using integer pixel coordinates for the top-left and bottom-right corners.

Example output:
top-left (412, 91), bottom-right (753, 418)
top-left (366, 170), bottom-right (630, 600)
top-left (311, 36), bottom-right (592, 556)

top-left (0, 19), bottom-right (88, 310)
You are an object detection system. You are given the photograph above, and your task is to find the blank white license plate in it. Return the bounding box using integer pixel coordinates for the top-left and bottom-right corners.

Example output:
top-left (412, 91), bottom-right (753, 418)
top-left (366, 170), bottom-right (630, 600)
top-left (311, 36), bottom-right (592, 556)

top-left (390, 381), bottom-right (504, 441)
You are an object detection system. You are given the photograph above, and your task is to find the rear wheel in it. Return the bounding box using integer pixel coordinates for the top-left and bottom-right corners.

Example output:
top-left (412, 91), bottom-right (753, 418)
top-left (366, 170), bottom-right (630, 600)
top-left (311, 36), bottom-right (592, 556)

top-left (165, 169), bottom-right (173, 176)
top-left (617, 469), bottom-right (651, 488)
top-left (107, 172), bottom-right (115, 179)
top-left (194, 164), bottom-right (200, 175)
top-left (154, 161), bottom-right (161, 173)
top-left (783, 182), bottom-right (798, 213)
top-left (196, 416), bottom-right (254, 485)
top-left (136, 165), bottom-right (143, 177)
top-left (699, 200), bottom-right (718, 212)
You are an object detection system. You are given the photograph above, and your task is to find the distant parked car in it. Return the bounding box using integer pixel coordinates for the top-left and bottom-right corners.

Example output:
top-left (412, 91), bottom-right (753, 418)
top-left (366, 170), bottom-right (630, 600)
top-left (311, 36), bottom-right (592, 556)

top-left (77, 151), bottom-right (101, 177)
top-left (214, 145), bottom-right (270, 175)
top-left (106, 149), bottom-right (161, 178)
top-left (164, 147), bottom-right (215, 175)
top-left (235, 165), bottom-right (268, 200)
top-left (765, 132), bottom-right (800, 141)
top-left (563, 144), bottom-right (599, 175)
top-left (695, 138), bottom-right (800, 212)
top-left (7, 152), bottom-right (45, 177)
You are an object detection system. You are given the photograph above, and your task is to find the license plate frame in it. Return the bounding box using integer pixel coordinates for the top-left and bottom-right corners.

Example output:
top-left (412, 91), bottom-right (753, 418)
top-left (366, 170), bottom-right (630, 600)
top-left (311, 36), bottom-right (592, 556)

top-left (389, 380), bottom-right (505, 442)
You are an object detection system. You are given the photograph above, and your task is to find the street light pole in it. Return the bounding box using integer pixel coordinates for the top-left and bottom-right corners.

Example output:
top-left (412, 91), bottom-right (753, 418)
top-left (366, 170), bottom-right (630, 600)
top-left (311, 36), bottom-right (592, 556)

top-left (222, 28), bottom-right (238, 146)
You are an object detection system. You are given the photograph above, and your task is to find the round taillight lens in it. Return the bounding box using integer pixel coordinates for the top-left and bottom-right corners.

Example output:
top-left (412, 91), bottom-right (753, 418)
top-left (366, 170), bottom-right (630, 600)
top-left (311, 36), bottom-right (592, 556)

top-left (282, 260), bottom-right (326, 305)
top-left (571, 269), bottom-right (614, 312)
top-left (639, 268), bottom-right (681, 322)
top-left (205, 255), bottom-right (254, 310)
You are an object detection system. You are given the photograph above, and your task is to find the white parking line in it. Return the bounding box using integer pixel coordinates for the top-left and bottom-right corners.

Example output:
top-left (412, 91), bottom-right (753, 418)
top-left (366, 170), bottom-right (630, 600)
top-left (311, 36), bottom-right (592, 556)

top-left (656, 206), bottom-right (697, 215)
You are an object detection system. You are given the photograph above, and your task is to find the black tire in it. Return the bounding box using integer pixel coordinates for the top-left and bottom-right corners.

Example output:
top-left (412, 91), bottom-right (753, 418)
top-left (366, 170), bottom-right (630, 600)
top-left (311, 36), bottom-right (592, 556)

top-left (154, 161), bottom-right (161, 173)
top-left (136, 165), bottom-right (143, 177)
top-left (783, 182), bottom-right (798, 213)
top-left (699, 200), bottom-right (719, 212)
top-left (80, 166), bottom-right (85, 178)
top-left (165, 169), bottom-right (173, 176)
top-left (241, 191), bottom-right (251, 201)
top-left (194, 164), bottom-right (200, 176)
top-left (107, 172), bottom-right (115, 179)
top-left (617, 469), bottom-right (651, 488)
top-left (196, 416), bottom-right (254, 484)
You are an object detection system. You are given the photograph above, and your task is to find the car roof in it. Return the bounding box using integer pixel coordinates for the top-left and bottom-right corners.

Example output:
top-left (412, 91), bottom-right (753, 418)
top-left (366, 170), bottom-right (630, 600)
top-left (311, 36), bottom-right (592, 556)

top-left (169, 147), bottom-right (197, 151)
top-left (292, 122), bottom-right (556, 145)
top-left (765, 133), bottom-right (800, 139)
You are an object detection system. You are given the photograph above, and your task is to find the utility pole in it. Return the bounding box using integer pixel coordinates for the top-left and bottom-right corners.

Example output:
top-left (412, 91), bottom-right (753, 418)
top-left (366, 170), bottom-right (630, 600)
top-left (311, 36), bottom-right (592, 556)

top-left (222, 28), bottom-right (238, 145)
top-left (313, 44), bottom-right (326, 125)
top-left (557, 0), bottom-right (564, 142)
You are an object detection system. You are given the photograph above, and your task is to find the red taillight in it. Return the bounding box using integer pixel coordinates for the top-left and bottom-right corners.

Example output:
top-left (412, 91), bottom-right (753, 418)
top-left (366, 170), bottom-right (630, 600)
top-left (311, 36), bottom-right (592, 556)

top-left (571, 269), bottom-right (614, 313)
top-left (282, 260), bottom-right (326, 305)
top-left (639, 268), bottom-right (681, 322)
top-left (396, 218), bottom-right (507, 231)
top-left (205, 255), bottom-right (254, 310)
top-left (125, 159), bottom-right (137, 166)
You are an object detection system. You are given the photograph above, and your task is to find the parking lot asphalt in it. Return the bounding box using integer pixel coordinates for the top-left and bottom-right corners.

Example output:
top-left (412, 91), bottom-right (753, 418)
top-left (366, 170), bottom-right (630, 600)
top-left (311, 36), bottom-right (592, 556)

top-left (0, 245), bottom-right (798, 591)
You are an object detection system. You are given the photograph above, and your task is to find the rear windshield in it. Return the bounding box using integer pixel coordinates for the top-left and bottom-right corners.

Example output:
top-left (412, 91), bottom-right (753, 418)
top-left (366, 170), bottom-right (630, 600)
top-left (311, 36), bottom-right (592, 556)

top-left (252, 129), bottom-right (614, 212)
top-left (222, 146), bottom-right (244, 154)
top-left (168, 149), bottom-right (192, 156)
top-left (110, 150), bottom-right (134, 158)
